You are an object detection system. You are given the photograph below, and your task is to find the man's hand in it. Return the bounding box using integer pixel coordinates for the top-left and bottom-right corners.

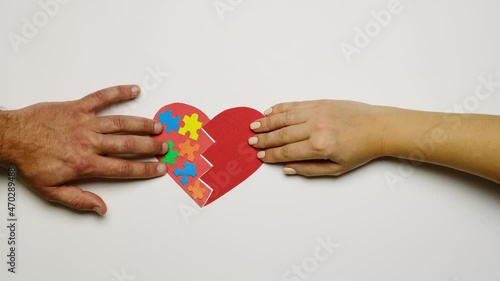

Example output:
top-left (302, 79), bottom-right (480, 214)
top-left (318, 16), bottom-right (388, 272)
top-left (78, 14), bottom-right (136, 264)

top-left (0, 85), bottom-right (168, 215)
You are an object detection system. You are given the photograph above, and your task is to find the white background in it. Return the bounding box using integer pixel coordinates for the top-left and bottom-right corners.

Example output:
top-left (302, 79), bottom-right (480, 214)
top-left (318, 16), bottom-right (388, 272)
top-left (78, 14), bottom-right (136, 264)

top-left (1, 0), bottom-right (500, 280)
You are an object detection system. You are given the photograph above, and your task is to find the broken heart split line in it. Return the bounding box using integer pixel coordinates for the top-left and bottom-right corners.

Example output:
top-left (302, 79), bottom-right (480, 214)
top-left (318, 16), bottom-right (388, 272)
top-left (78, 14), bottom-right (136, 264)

top-left (153, 103), bottom-right (264, 207)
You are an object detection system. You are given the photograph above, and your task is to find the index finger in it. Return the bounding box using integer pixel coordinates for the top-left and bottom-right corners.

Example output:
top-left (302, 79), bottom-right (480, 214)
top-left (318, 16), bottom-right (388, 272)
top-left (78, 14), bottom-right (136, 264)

top-left (91, 156), bottom-right (167, 179)
top-left (264, 100), bottom-right (321, 116)
top-left (251, 111), bottom-right (307, 133)
top-left (257, 140), bottom-right (327, 163)
top-left (80, 85), bottom-right (141, 113)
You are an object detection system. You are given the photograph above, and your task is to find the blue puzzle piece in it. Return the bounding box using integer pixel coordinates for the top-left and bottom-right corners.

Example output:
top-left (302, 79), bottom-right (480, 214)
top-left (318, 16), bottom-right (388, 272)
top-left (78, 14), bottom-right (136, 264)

top-left (158, 109), bottom-right (181, 133)
top-left (173, 162), bottom-right (197, 186)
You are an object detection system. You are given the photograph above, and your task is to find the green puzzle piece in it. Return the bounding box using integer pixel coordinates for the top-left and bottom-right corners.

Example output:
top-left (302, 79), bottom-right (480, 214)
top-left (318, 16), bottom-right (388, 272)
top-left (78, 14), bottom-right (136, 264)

top-left (162, 140), bottom-right (179, 165)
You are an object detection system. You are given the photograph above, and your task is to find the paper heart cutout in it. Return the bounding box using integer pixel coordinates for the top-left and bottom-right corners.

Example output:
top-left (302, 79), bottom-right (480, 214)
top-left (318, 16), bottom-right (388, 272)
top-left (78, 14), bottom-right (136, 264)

top-left (153, 103), bottom-right (264, 207)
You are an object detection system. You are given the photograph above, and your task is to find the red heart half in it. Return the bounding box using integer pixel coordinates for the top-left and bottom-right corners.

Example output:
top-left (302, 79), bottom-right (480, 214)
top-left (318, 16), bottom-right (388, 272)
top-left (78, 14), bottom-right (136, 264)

top-left (153, 103), bottom-right (264, 207)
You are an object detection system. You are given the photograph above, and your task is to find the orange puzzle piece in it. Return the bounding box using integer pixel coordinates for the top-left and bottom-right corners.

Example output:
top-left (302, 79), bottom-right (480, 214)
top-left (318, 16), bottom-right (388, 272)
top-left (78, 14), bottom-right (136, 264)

top-left (178, 139), bottom-right (200, 162)
top-left (188, 180), bottom-right (206, 200)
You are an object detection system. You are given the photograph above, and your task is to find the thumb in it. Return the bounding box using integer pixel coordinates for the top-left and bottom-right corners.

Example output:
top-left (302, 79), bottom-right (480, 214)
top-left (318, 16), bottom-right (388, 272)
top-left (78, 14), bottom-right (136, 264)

top-left (284, 161), bottom-right (342, 177)
top-left (44, 185), bottom-right (107, 215)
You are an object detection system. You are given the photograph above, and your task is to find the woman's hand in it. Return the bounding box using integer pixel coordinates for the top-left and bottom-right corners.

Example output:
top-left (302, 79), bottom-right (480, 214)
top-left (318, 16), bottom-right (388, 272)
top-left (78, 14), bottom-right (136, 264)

top-left (250, 99), bottom-right (500, 183)
top-left (249, 100), bottom-right (390, 177)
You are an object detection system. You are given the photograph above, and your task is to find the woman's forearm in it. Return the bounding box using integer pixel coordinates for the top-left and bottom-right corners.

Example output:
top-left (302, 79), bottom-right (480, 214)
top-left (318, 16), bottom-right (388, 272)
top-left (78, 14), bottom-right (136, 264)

top-left (382, 108), bottom-right (500, 183)
top-left (250, 100), bottom-right (499, 183)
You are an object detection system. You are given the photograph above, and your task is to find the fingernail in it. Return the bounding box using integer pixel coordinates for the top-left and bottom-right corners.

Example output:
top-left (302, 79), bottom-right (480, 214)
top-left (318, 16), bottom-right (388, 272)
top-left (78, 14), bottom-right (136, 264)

top-left (131, 86), bottom-right (141, 96)
top-left (257, 151), bottom-right (266, 159)
top-left (248, 137), bottom-right (258, 145)
top-left (157, 163), bottom-right (167, 174)
top-left (250, 122), bottom-right (261, 130)
top-left (93, 207), bottom-right (103, 216)
top-left (154, 122), bottom-right (163, 133)
top-left (283, 167), bottom-right (297, 175)
top-left (162, 142), bottom-right (169, 153)
top-left (264, 108), bottom-right (273, 115)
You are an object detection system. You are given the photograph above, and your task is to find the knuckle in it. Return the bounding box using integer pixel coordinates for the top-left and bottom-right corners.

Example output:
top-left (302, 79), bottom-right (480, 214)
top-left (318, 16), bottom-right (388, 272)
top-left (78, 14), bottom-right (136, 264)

top-left (118, 162), bottom-right (133, 175)
top-left (112, 116), bottom-right (126, 131)
top-left (71, 197), bottom-right (87, 210)
top-left (262, 117), bottom-right (273, 130)
top-left (73, 157), bottom-right (92, 174)
top-left (142, 163), bottom-right (156, 176)
top-left (284, 111), bottom-right (294, 125)
top-left (99, 119), bottom-right (113, 131)
top-left (74, 134), bottom-right (93, 150)
top-left (100, 138), bottom-right (116, 153)
top-left (95, 90), bottom-right (106, 100)
top-left (279, 145), bottom-right (292, 160)
top-left (310, 138), bottom-right (333, 157)
top-left (122, 137), bottom-right (135, 151)
top-left (277, 129), bottom-right (288, 143)
top-left (295, 166), bottom-right (312, 177)
top-left (66, 102), bottom-right (84, 117)
top-left (91, 90), bottom-right (107, 105)
top-left (116, 86), bottom-right (126, 96)
top-left (310, 138), bottom-right (327, 151)
top-left (273, 103), bottom-right (284, 113)
top-left (290, 101), bottom-right (301, 109)
top-left (255, 134), bottom-right (269, 148)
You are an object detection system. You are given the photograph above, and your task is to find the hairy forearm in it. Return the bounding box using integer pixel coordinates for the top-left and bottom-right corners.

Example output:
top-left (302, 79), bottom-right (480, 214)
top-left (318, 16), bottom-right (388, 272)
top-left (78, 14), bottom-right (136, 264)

top-left (0, 110), bottom-right (20, 168)
top-left (382, 107), bottom-right (500, 183)
top-left (0, 110), bottom-right (8, 167)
